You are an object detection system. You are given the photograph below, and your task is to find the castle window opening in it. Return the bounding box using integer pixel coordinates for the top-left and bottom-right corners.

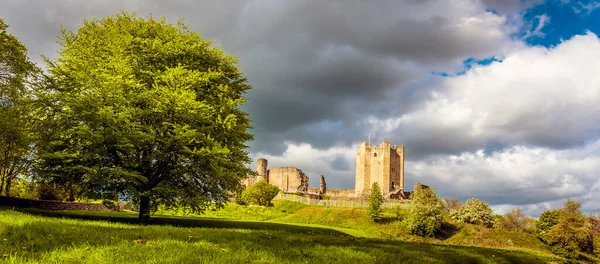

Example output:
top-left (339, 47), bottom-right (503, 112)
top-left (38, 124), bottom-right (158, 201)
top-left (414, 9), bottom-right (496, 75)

top-left (374, 153), bottom-right (377, 157)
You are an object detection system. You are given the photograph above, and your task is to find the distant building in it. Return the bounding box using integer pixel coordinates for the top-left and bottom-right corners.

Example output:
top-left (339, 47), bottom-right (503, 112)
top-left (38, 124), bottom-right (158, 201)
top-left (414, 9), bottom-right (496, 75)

top-left (355, 141), bottom-right (404, 197)
top-left (243, 141), bottom-right (409, 200)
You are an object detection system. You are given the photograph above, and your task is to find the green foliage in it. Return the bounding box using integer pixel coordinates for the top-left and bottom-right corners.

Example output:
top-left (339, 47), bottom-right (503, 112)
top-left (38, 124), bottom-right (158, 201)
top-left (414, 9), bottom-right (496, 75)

top-left (7, 178), bottom-right (38, 199)
top-left (536, 209), bottom-right (559, 242)
top-left (450, 198), bottom-right (495, 228)
top-left (37, 183), bottom-right (69, 201)
top-left (0, 18), bottom-right (39, 197)
top-left (240, 180), bottom-right (280, 207)
top-left (544, 200), bottom-right (593, 259)
top-left (234, 186), bottom-right (246, 205)
top-left (367, 182), bottom-right (384, 222)
top-left (406, 188), bottom-right (445, 237)
top-left (318, 194), bottom-right (331, 200)
top-left (37, 12), bottom-right (253, 219)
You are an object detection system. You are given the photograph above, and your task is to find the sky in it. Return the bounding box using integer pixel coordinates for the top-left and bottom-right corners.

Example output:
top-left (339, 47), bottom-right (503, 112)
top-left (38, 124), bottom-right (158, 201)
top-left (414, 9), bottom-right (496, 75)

top-left (2, 0), bottom-right (600, 216)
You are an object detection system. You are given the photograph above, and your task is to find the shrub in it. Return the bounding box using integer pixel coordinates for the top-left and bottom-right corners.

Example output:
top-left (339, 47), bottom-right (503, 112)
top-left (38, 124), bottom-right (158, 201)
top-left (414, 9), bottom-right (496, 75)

top-left (536, 209), bottom-right (559, 242)
top-left (545, 200), bottom-right (593, 259)
top-left (37, 183), bottom-right (68, 201)
top-left (234, 186), bottom-right (246, 205)
top-left (499, 208), bottom-right (530, 232)
top-left (240, 180), bottom-right (280, 207)
top-left (450, 198), bottom-right (495, 227)
top-left (318, 194), bottom-right (331, 200)
top-left (406, 188), bottom-right (445, 237)
top-left (443, 197), bottom-right (461, 212)
top-left (368, 182), bottom-right (384, 222)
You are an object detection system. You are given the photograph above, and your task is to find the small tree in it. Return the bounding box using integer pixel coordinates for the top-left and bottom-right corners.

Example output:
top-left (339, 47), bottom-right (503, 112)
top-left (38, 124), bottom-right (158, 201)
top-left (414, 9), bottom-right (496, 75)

top-left (545, 200), bottom-right (593, 258)
top-left (240, 180), bottom-right (280, 206)
top-left (367, 182), bottom-right (384, 222)
top-left (500, 208), bottom-right (529, 232)
top-left (536, 209), bottom-right (559, 242)
top-left (443, 197), bottom-right (461, 212)
top-left (450, 198), bottom-right (495, 227)
top-left (406, 188), bottom-right (445, 237)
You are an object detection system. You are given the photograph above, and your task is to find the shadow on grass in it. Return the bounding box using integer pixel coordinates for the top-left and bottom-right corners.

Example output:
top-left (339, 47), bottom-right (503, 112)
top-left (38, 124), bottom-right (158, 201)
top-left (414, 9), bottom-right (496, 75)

top-left (437, 222), bottom-right (460, 240)
top-left (0, 207), bottom-right (560, 264)
top-left (4, 207), bottom-right (350, 236)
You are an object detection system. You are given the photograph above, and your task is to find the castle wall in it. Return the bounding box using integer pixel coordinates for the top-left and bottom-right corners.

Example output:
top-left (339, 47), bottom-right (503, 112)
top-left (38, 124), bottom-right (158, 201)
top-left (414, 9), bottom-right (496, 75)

top-left (355, 142), bottom-right (372, 197)
top-left (268, 167), bottom-right (308, 193)
top-left (325, 188), bottom-right (355, 198)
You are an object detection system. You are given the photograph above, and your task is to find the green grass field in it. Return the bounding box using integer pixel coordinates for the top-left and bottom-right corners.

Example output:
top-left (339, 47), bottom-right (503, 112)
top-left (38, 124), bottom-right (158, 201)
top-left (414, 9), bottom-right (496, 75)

top-left (0, 203), bottom-right (561, 264)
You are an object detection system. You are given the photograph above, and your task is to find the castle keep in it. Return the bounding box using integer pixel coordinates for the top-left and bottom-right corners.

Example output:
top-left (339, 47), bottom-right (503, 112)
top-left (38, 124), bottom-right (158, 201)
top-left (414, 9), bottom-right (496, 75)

top-left (243, 141), bottom-right (408, 199)
top-left (355, 141), bottom-right (404, 197)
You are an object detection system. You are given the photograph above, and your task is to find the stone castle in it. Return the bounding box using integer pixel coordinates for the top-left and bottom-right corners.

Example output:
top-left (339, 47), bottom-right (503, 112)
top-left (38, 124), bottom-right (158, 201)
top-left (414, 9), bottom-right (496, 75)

top-left (242, 141), bottom-right (410, 200)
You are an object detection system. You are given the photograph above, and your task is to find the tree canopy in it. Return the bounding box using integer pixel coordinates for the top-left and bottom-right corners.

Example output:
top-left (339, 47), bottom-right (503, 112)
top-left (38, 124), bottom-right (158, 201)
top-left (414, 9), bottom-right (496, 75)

top-left (38, 12), bottom-right (253, 219)
top-left (0, 18), bottom-right (38, 196)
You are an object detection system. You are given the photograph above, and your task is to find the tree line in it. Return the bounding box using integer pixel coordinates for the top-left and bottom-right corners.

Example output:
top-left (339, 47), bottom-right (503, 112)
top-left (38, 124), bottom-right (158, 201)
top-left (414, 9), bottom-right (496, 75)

top-left (367, 182), bottom-right (600, 261)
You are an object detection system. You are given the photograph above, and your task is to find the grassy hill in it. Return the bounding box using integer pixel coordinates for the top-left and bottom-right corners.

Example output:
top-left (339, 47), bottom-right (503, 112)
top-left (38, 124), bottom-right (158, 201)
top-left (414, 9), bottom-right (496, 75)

top-left (161, 201), bottom-right (553, 253)
top-left (0, 207), bottom-right (559, 264)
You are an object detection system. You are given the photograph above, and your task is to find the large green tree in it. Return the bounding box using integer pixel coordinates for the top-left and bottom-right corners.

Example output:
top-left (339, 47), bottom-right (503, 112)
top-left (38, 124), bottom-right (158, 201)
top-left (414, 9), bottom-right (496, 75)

top-left (39, 12), bottom-right (253, 219)
top-left (0, 18), bottom-right (38, 196)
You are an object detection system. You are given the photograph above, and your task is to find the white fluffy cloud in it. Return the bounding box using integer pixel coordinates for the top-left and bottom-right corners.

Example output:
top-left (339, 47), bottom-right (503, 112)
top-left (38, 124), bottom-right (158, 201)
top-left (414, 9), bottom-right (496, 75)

top-left (251, 143), bottom-right (357, 189)
top-left (376, 32), bottom-right (600, 155)
top-left (258, 32), bottom-right (600, 216)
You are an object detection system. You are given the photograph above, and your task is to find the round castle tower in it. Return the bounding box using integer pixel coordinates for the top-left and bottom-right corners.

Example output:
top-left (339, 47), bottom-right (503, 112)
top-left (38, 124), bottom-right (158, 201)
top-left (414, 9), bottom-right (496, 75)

top-left (256, 158), bottom-right (268, 182)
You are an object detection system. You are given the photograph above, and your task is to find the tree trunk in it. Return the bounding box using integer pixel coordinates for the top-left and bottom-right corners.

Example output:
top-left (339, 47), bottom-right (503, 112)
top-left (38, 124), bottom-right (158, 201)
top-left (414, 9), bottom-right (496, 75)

top-left (138, 196), bottom-right (151, 221)
top-left (68, 186), bottom-right (75, 202)
top-left (0, 176), bottom-right (4, 196)
top-left (5, 177), bottom-right (12, 197)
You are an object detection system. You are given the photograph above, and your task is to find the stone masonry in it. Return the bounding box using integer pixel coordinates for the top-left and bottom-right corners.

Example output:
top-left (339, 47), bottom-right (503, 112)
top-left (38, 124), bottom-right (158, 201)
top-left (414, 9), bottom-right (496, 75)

top-left (243, 140), bottom-right (408, 199)
top-left (355, 141), bottom-right (404, 197)
top-left (241, 161), bottom-right (309, 193)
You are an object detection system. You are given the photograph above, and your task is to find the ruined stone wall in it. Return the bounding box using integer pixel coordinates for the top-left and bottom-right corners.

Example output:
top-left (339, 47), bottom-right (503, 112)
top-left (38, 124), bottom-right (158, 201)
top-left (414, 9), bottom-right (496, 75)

top-left (0, 196), bottom-right (120, 211)
top-left (268, 167), bottom-right (309, 193)
top-left (324, 188), bottom-right (355, 198)
top-left (307, 187), bottom-right (320, 194)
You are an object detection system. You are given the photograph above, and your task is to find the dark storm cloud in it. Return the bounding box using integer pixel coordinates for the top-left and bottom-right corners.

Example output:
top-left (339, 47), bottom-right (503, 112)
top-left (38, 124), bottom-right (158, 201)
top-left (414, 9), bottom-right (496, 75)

top-left (0, 0), bottom-right (514, 156)
top-left (329, 156), bottom-right (351, 171)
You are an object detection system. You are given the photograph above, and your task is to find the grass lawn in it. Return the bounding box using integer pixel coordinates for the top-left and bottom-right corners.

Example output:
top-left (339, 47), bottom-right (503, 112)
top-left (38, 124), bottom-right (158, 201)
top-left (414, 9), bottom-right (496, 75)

top-left (0, 207), bottom-right (559, 264)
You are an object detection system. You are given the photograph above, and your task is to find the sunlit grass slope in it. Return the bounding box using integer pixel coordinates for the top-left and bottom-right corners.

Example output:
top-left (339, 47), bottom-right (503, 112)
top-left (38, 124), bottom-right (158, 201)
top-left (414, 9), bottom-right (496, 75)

top-left (0, 208), bottom-right (558, 263)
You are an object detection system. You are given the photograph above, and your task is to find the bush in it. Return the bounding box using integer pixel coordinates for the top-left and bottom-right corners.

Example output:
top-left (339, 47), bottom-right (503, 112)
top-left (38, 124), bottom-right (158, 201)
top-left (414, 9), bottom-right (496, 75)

top-left (367, 182), bottom-right (384, 222)
top-left (240, 180), bottom-right (280, 207)
top-left (37, 183), bottom-right (68, 201)
top-left (450, 198), bottom-right (495, 227)
top-left (545, 200), bottom-right (593, 259)
top-left (234, 186), bottom-right (246, 205)
top-left (406, 188), bottom-right (445, 237)
top-left (536, 209), bottom-right (559, 242)
top-left (443, 197), bottom-right (461, 212)
top-left (499, 208), bottom-right (530, 232)
top-left (318, 194), bottom-right (331, 200)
